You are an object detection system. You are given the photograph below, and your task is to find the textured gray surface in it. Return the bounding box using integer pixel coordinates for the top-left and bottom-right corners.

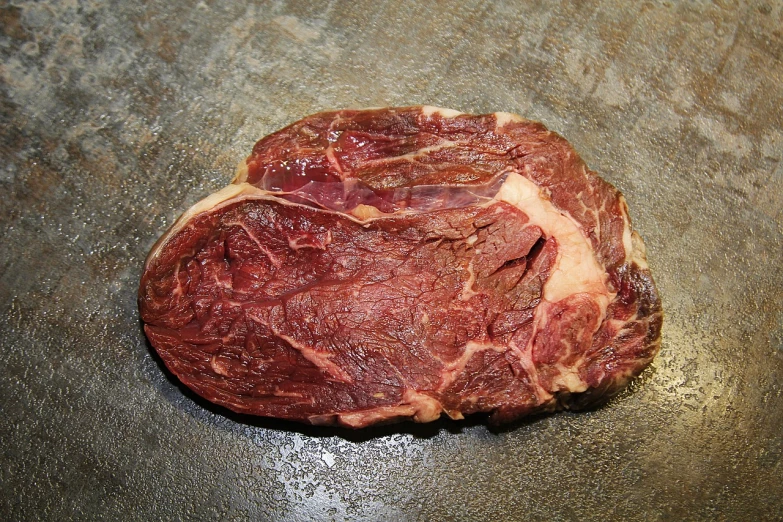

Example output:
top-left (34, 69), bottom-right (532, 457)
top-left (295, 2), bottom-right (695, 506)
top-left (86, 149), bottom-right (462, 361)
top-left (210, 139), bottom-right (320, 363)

top-left (1, 1), bottom-right (782, 520)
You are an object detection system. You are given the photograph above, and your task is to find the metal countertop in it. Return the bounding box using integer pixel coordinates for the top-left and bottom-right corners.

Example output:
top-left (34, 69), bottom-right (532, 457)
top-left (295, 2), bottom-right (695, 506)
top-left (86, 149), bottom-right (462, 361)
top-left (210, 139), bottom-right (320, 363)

top-left (1, 1), bottom-right (782, 520)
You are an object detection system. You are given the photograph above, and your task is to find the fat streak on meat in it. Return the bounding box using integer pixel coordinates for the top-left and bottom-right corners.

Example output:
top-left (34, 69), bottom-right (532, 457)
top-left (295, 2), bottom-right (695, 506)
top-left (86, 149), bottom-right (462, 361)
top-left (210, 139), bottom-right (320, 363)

top-left (139, 106), bottom-right (662, 428)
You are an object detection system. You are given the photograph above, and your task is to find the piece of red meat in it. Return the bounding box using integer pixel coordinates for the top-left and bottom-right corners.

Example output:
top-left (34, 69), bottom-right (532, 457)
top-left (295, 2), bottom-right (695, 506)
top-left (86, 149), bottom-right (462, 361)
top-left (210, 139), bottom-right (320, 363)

top-left (139, 106), bottom-right (662, 428)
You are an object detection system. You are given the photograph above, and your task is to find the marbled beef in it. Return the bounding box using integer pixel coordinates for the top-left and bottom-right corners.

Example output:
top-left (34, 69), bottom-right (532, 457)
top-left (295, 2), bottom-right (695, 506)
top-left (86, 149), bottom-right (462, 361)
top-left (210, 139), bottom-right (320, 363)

top-left (139, 106), bottom-right (662, 428)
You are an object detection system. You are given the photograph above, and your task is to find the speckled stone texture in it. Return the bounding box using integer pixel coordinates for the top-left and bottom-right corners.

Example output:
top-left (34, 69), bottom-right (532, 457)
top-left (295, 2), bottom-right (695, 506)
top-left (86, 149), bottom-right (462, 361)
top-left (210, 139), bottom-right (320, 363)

top-left (1, 1), bottom-right (781, 520)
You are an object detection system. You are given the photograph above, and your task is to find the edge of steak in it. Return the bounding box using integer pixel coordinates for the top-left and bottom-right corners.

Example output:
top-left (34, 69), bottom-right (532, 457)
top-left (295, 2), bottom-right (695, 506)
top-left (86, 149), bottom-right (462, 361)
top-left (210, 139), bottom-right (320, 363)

top-left (139, 106), bottom-right (662, 428)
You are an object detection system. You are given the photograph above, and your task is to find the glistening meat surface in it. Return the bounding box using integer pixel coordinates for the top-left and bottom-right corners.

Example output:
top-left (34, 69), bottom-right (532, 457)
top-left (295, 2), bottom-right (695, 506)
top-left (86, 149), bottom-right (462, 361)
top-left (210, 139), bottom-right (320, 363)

top-left (139, 106), bottom-right (662, 428)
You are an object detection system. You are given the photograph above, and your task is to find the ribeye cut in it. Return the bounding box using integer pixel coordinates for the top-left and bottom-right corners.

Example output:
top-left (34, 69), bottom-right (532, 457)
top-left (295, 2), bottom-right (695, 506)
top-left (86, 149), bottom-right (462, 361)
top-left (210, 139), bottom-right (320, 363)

top-left (139, 106), bottom-right (662, 428)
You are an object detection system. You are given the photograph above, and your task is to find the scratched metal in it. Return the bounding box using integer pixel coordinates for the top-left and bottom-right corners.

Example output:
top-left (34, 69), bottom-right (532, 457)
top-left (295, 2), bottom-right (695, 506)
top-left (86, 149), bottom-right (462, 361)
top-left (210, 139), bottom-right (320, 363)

top-left (1, 1), bottom-right (782, 520)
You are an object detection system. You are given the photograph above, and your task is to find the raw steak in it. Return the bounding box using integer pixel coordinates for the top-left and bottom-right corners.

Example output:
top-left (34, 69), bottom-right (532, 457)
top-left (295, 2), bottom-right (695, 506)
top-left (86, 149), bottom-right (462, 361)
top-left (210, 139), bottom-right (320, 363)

top-left (139, 106), bottom-right (662, 428)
